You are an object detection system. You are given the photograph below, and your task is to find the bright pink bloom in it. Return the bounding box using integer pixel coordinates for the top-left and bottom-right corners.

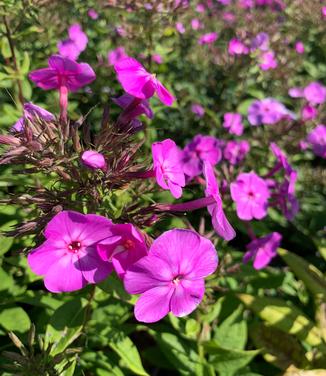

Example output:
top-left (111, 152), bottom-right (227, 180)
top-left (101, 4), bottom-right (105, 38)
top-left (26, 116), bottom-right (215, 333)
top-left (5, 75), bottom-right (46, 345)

top-left (228, 38), bottom-right (249, 55)
top-left (198, 32), bottom-right (218, 45)
top-left (307, 125), bottom-right (326, 159)
top-left (108, 47), bottom-right (127, 66)
top-left (176, 22), bottom-right (186, 34)
top-left (322, 6), bottom-right (326, 18)
top-left (81, 150), bottom-right (107, 171)
top-left (58, 24), bottom-right (88, 60)
top-left (203, 162), bottom-right (236, 241)
top-left (124, 229), bottom-right (218, 322)
top-left (303, 82), bottom-right (326, 105)
top-left (152, 139), bottom-right (185, 199)
top-left (191, 103), bottom-right (205, 117)
top-left (29, 55), bottom-right (95, 91)
top-left (114, 57), bottom-right (175, 106)
top-left (295, 41), bottom-right (305, 54)
top-left (301, 105), bottom-right (318, 121)
top-left (223, 140), bottom-right (250, 165)
top-left (230, 172), bottom-right (270, 221)
top-left (182, 135), bottom-right (223, 179)
top-left (11, 102), bottom-right (54, 132)
top-left (88, 9), bottom-right (99, 19)
top-left (27, 211), bottom-right (113, 292)
top-left (97, 223), bottom-right (148, 279)
top-left (152, 54), bottom-right (163, 64)
top-left (244, 232), bottom-right (282, 269)
top-left (223, 113), bottom-right (244, 135)
top-left (259, 50), bottom-right (278, 70)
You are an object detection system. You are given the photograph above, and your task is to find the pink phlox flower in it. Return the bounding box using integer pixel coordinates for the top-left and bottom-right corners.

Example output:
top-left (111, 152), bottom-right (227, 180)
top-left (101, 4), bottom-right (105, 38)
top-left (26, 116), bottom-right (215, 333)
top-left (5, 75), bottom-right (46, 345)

top-left (27, 211), bottom-right (114, 292)
top-left (123, 228), bottom-right (218, 323)
top-left (182, 135), bottom-right (223, 179)
top-left (108, 47), bottom-right (127, 66)
top-left (58, 24), bottom-right (88, 60)
top-left (288, 87), bottom-right (304, 98)
top-left (230, 172), bottom-right (270, 220)
top-left (203, 162), bottom-right (236, 241)
top-left (223, 113), bottom-right (244, 135)
top-left (113, 93), bottom-right (154, 120)
top-left (223, 140), bottom-right (250, 165)
top-left (251, 32), bottom-right (269, 51)
top-left (307, 125), bottom-right (326, 159)
top-left (81, 150), bottom-right (107, 171)
top-left (176, 22), bottom-right (186, 34)
top-left (29, 55), bottom-right (96, 92)
top-left (11, 102), bottom-right (54, 132)
top-left (152, 54), bottom-right (163, 64)
top-left (152, 139), bottom-right (186, 199)
top-left (114, 56), bottom-right (175, 106)
top-left (191, 18), bottom-right (203, 30)
top-left (228, 38), bottom-right (249, 55)
top-left (244, 232), bottom-right (282, 269)
top-left (301, 105), bottom-right (318, 121)
top-left (196, 3), bottom-right (206, 12)
top-left (295, 41), bottom-right (305, 54)
top-left (303, 82), bottom-right (326, 105)
top-left (97, 223), bottom-right (148, 279)
top-left (259, 50), bottom-right (278, 70)
top-left (88, 9), bottom-right (99, 19)
top-left (191, 103), bottom-right (205, 117)
top-left (198, 32), bottom-right (218, 45)
top-left (248, 98), bottom-right (295, 126)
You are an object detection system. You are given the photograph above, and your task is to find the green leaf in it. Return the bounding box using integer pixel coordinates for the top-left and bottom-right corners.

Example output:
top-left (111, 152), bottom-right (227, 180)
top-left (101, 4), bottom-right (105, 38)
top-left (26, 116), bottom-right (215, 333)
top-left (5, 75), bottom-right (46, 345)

top-left (0, 267), bottom-right (14, 291)
top-left (249, 322), bottom-right (308, 370)
top-left (214, 305), bottom-right (247, 350)
top-left (278, 248), bottom-right (326, 298)
top-left (20, 52), bottom-right (30, 74)
top-left (0, 307), bottom-right (31, 333)
top-left (1, 37), bottom-right (12, 58)
top-left (203, 340), bottom-right (259, 376)
top-left (45, 298), bottom-right (86, 356)
top-left (237, 294), bottom-right (323, 347)
top-left (152, 331), bottom-right (200, 376)
top-left (107, 328), bottom-right (149, 376)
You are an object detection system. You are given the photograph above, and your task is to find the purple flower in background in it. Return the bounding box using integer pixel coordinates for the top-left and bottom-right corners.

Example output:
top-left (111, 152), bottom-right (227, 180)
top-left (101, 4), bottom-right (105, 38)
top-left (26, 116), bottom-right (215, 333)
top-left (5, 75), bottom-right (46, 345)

top-left (115, 25), bottom-right (127, 37)
top-left (108, 47), bottom-right (127, 66)
top-left (58, 24), bottom-right (88, 60)
top-left (182, 135), bottom-right (222, 179)
top-left (222, 12), bottom-right (236, 23)
top-left (223, 140), bottom-right (250, 165)
top-left (239, 0), bottom-right (255, 8)
top-left (176, 22), bottom-right (186, 34)
top-left (81, 150), bottom-right (107, 171)
top-left (322, 6), bottom-right (326, 18)
top-left (307, 125), bottom-right (326, 159)
top-left (196, 3), bottom-right (206, 12)
top-left (251, 32), bottom-right (269, 51)
top-left (244, 232), bottom-right (282, 269)
top-left (204, 162), bottom-right (236, 240)
top-left (288, 87), bottom-right (304, 98)
top-left (295, 41), bottom-right (305, 54)
top-left (228, 38), bottom-right (249, 55)
top-left (28, 211), bottom-right (114, 292)
top-left (248, 98), bottom-right (295, 126)
top-left (88, 8), bottom-right (99, 19)
top-left (230, 172), bottom-right (270, 220)
top-left (301, 105), bottom-right (318, 121)
top-left (259, 51), bottom-right (278, 70)
top-left (97, 223), bottom-right (148, 279)
top-left (270, 143), bottom-right (292, 175)
top-left (223, 113), bottom-right (244, 136)
top-left (198, 32), bottom-right (218, 45)
top-left (29, 55), bottom-right (96, 92)
top-left (303, 82), bottom-right (326, 105)
top-left (11, 102), bottom-right (54, 132)
top-left (152, 139), bottom-right (185, 199)
top-left (191, 103), bottom-right (205, 117)
top-left (114, 57), bottom-right (175, 106)
top-left (124, 229), bottom-right (218, 322)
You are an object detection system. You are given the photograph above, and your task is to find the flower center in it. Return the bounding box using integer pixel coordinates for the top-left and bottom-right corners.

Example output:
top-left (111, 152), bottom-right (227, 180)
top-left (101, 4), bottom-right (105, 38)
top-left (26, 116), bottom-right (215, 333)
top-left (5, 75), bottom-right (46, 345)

top-left (172, 275), bottom-right (183, 285)
top-left (248, 191), bottom-right (255, 199)
top-left (123, 239), bottom-right (135, 250)
top-left (68, 241), bottom-right (81, 253)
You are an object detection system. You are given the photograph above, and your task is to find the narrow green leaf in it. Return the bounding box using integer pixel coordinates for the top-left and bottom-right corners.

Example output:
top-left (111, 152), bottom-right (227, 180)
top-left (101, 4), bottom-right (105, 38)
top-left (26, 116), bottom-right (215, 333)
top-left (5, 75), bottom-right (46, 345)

top-left (278, 248), bottom-right (326, 298)
top-left (237, 294), bottom-right (323, 347)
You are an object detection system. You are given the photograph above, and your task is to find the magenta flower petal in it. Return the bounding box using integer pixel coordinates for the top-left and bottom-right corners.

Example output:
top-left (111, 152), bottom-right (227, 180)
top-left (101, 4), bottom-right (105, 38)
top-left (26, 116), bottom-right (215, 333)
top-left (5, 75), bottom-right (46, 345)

top-left (29, 68), bottom-right (58, 90)
top-left (77, 252), bottom-right (113, 283)
top-left (134, 286), bottom-right (173, 323)
top-left (170, 279), bottom-right (205, 317)
top-left (155, 81), bottom-right (175, 106)
top-left (203, 162), bottom-right (236, 240)
top-left (44, 255), bottom-right (87, 293)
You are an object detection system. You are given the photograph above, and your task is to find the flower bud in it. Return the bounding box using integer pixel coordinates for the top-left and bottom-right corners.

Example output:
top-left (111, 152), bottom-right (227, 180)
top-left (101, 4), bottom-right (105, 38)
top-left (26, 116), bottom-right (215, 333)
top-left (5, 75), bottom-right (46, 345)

top-left (81, 150), bottom-right (107, 171)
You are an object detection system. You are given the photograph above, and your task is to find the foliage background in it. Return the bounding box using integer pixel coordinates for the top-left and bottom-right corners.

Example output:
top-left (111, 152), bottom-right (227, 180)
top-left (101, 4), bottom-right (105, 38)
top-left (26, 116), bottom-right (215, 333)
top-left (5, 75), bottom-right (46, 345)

top-left (0, 0), bottom-right (325, 375)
